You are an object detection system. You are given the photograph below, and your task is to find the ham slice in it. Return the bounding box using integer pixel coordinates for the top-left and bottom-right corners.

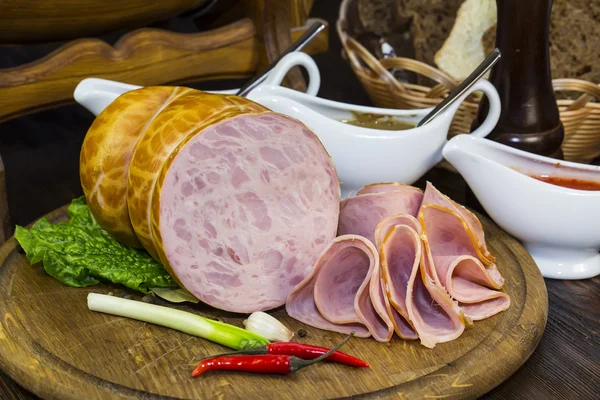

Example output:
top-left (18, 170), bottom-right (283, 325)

top-left (419, 204), bottom-right (510, 320)
top-left (357, 182), bottom-right (416, 195)
top-left (421, 182), bottom-right (496, 265)
top-left (338, 183), bottom-right (423, 243)
top-left (382, 224), bottom-right (466, 348)
top-left (285, 237), bottom-right (370, 338)
top-left (375, 214), bottom-right (420, 340)
top-left (286, 235), bottom-right (393, 341)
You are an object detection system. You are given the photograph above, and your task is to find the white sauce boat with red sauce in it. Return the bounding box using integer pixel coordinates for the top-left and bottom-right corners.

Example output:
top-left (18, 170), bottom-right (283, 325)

top-left (74, 52), bottom-right (501, 198)
top-left (443, 134), bottom-right (600, 280)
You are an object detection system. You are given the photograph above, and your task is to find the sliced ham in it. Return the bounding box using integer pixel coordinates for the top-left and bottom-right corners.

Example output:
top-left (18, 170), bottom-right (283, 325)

top-left (382, 224), bottom-right (467, 348)
top-left (287, 235), bottom-right (393, 341)
top-left (153, 111), bottom-right (340, 313)
top-left (286, 236), bottom-right (370, 338)
top-left (421, 182), bottom-right (496, 265)
top-left (286, 181), bottom-right (510, 347)
top-left (419, 204), bottom-right (510, 320)
top-left (338, 183), bottom-right (423, 243)
top-left (375, 214), bottom-right (420, 340)
top-left (357, 182), bottom-right (416, 195)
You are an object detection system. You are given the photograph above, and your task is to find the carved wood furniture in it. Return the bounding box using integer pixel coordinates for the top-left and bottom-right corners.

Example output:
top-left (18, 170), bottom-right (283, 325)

top-left (0, 0), bottom-right (327, 243)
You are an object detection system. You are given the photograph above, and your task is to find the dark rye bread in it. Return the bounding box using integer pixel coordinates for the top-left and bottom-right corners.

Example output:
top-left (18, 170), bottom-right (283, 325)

top-left (355, 0), bottom-right (415, 57)
top-left (355, 0), bottom-right (463, 65)
top-left (482, 0), bottom-right (600, 82)
top-left (354, 0), bottom-right (599, 83)
top-left (396, 0), bottom-right (464, 67)
top-left (357, 0), bottom-right (404, 36)
top-left (354, 0), bottom-right (417, 82)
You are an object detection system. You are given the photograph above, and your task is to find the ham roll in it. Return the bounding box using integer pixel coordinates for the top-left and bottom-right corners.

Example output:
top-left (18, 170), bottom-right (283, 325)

top-left (81, 88), bottom-right (340, 313)
top-left (128, 91), bottom-right (266, 259)
top-left (152, 111), bottom-right (340, 313)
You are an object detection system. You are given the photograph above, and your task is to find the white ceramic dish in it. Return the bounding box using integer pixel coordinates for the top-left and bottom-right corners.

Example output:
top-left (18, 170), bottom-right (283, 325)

top-left (246, 53), bottom-right (501, 197)
top-left (443, 134), bottom-right (600, 280)
top-left (73, 79), bottom-right (238, 116)
top-left (74, 52), bottom-right (501, 198)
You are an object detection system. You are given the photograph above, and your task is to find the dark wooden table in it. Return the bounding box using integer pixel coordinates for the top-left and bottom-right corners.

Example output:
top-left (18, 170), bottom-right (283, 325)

top-left (0, 1), bottom-right (598, 399)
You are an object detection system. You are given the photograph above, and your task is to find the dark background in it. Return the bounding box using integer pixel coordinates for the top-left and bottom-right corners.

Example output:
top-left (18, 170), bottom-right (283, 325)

top-left (0, 1), bottom-right (372, 228)
top-left (0, 1), bottom-right (598, 399)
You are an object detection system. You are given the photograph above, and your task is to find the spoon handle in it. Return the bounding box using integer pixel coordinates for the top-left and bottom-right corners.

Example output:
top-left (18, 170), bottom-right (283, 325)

top-left (417, 48), bottom-right (502, 127)
top-left (236, 22), bottom-right (326, 97)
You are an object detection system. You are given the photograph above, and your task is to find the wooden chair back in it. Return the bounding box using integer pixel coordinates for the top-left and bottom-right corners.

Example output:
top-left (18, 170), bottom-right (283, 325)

top-left (0, 0), bottom-right (327, 243)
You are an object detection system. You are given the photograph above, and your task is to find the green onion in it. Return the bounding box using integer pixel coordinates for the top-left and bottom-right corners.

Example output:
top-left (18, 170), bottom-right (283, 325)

top-left (87, 293), bottom-right (269, 350)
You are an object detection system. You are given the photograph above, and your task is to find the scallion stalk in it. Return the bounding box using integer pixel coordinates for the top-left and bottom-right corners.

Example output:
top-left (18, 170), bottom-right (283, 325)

top-left (87, 293), bottom-right (269, 350)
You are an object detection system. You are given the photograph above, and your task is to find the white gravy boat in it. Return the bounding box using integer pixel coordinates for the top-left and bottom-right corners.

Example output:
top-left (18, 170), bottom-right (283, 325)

top-left (443, 134), bottom-right (600, 280)
top-left (74, 52), bottom-right (501, 198)
top-left (244, 53), bottom-right (501, 197)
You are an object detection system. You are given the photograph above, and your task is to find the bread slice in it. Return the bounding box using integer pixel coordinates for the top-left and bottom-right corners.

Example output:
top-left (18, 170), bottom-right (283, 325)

top-left (548, 1), bottom-right (599, 82)
top-left (357, 0), bottom-right (401, 36)
top-left (438, 0), bottom-right (600, 83)
top-left (396, 0), bottom-right (464, 67)
top-left (350, 0), bottom-right (599, 83)
top-left (433, 0), bottom-right (497, 81)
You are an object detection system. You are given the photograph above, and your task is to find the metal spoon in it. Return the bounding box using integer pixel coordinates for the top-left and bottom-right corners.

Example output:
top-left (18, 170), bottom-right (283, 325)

top-left (417, 48), bottom-right (502, 127)
top-left (236, 21), bottom-right (326, 97)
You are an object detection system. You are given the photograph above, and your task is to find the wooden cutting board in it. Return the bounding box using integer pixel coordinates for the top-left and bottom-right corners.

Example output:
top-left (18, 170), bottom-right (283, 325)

top-left (0, 206), bottom-right (548, 400)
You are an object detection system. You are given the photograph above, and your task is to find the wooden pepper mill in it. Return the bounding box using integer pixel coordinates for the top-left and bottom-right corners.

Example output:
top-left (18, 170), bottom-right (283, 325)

top-left (468, 0), bottom-right (564, 212)
top-left (473, 0), bottom-right (564, 157)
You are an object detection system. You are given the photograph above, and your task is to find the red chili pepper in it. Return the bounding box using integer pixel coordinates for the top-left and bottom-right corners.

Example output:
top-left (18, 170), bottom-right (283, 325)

top-left (192, 332), bottom-right (356, 377)
top-left (266, 342), bottom-right (369, 368)
top-left (193, 334), bottom-right (369, 368)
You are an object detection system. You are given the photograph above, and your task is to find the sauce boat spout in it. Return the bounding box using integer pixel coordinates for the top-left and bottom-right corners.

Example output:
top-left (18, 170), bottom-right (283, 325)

top-left (441, 133), bottom-right (482, 177)
top-left (74, 78), bottom-right (141, 116)
top-left (73, 78), bottom-right (238, 116)
top-left (442, 134), bottom-right (600, 280)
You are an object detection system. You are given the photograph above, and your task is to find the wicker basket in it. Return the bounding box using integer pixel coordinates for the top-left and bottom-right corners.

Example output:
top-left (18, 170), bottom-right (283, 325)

top-left (336, 2), bottom-right (600, 164)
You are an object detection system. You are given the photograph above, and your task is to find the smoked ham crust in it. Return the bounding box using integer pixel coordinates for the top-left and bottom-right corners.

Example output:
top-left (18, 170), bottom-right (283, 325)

top-left (127, 92), bottom-right (267, 259)
top-left (80, 86), bottom-right (192, 247)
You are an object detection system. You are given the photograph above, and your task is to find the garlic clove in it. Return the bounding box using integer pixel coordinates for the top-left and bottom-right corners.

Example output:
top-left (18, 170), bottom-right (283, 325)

top-left (243, 311), bottom-right (294, 342)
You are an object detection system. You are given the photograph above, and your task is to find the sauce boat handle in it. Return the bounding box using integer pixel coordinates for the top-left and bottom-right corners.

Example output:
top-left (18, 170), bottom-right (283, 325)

top-left (465, 80), bottom-right (501, 138)
top-left (262, 52), bottom-right (321, 97)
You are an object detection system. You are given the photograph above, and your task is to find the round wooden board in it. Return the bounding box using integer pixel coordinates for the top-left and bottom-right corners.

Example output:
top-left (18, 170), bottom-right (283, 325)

top-left (0, 206), bottom-right (548, 400)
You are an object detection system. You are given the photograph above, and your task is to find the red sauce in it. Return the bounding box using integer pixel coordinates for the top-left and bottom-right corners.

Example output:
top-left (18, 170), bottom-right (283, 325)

top-left (531, 175), bottom-right (600, 191)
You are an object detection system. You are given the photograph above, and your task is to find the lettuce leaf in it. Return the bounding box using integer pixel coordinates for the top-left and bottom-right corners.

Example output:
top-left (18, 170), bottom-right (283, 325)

top-left (14, 198), bottom-right (177, 293)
